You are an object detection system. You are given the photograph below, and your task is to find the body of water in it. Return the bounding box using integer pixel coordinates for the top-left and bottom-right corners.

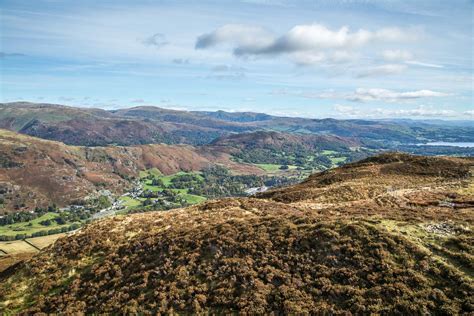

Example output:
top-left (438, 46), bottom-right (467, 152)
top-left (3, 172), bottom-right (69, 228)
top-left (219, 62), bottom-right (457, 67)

top-left (418, 142), bottom-right (474, 148)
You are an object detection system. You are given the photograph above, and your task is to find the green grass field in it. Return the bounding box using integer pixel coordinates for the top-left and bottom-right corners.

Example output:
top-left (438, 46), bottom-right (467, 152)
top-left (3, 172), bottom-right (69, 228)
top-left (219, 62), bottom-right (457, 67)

top-left (159, 172), bottom-right (203, 186)
top-left (330, 156), bottom-right (347, 165)
top-left (181, 194), bottom-right (206, 204)
top-left (120, 196), bottom-right (142, 208)
top-left (124, 170), bottom-right (208, 210)
top-left (0, 213), bottom-right (75, 237)
top-left (142, 171), bottom-right (203, 192)
top-left (255, 163), bottom-right (298, 173)
top-left (321, 150), bottom-right (337, 155)
top-left (143, 182), bottom-right (161, 192)
top-left (139, 168), bottom-right (162, 179)
top-left (255, 163), bottom-right (284, 172)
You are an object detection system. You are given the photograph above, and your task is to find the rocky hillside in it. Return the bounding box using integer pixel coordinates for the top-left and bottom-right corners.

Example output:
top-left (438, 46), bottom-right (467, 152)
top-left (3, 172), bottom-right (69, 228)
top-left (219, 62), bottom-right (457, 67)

top-left (0, 153), bottom-right (472, 313)
top-left (0, 130), bottom-right (261, 212)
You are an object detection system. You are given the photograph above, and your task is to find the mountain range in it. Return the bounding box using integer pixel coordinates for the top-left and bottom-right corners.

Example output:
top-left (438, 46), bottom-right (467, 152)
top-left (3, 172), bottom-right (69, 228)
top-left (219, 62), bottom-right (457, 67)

top-left (2, 102), bottom-right (473, 147)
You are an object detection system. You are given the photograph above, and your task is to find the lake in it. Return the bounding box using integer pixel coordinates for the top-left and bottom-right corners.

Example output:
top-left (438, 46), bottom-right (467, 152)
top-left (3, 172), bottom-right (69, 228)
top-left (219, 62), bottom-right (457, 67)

top-left (418, 142), bottom-right (474, 148)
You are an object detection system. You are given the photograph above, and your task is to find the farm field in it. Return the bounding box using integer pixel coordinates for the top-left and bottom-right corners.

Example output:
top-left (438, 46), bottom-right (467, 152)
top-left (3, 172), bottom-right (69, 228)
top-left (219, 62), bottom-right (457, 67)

top-left (0, 212), bottom-right (72, 237)
top-left (321, 150), bottom-right (349, 167)
top-left (26, 233), bottom-right (67, 249)
top-left (0, 233), bottom-right (67, 255)
top-left (0, 239), bottom-right (38, 255)
top-left (0, 232), bottom-right (67, 272)
top-left (254, 163), bottom-right (299, 173)
top-left (120, 196), bottom-right (142, 208)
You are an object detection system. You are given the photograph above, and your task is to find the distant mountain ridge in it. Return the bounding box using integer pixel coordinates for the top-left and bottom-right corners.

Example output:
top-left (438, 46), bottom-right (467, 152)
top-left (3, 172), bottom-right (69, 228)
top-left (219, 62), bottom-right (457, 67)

top-left (2, 102), bottom-right (473, 147)
top-left (192, 110), bottom-right (273, 122)
top-left (210, 130), bottom-right (359, 149)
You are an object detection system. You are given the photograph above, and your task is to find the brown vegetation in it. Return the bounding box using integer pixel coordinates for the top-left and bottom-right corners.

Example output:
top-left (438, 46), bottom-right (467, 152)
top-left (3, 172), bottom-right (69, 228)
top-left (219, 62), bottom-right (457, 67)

top-left (0, 153), bottom-right (472, 313)
top-left (259, 153), bottom-right (473, 221)
top-left (210, 130), bottom-right (359, 150)
top-left (0, 130), bottom-right (262, 212)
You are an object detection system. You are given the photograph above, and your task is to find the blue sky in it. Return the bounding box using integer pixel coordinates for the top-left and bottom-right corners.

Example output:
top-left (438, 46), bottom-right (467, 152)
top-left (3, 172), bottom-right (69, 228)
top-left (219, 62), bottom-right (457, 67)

top-left (0, 0), bottom-right (472, 119)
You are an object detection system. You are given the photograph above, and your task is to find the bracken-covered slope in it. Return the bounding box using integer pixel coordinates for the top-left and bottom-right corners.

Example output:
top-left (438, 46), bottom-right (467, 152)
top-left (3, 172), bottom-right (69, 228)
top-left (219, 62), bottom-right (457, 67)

top-left (0, 129), bottom-right (262, 212)
top-left (0, 153), bottom-right (473, 314)
top-left (210, 130), bottom-right (359, 150)
top-left (259, 153), bottom-right (474, 220)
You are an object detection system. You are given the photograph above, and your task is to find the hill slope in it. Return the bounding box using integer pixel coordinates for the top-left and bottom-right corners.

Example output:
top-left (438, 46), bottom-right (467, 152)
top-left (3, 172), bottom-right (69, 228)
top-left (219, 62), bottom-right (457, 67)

top-left (210, 130), bottom-right (359, 150)
top-left (259, 153), bottom-right (473, 220)
top-left (0, 153), bottom-right (472, 313)
top-left (0, 130), bottom-right (261, 212)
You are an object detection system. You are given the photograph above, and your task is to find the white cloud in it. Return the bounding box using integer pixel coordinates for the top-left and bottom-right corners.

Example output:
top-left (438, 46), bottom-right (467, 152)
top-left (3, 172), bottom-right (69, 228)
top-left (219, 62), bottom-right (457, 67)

top-left (195, 24), bottom-right (273, 53)
top-left (259, 24), bottom-right (372, 53)
top-left (357, 64), bottom-right (406, 77)
top-left (347, 88), bottom-right (450, 102)
top-left (374, 27), bottom-right (413, 41)
top-left (172, 58), bottom-right (189, 64)
top-left (464, 110), bottom-right (474, 117)
top-left (142, 33), bottom-right (168, 48)
top-left (290, 50), bottom-right (354, 65)
top-left (276, 88), bottom-right (450, 103)
top-left (333, 104), bottom-right (359, 116)
top-left (0, 52), bottom-right (25, 58)
top-left (58, 96), bottom-right (75, 102)
top-left (196, 23), bottom-right (419, 67)
top-left (207, 64), bottom-right (247, 80)
top-left (382, 49), bottom-right (412, 61)
top-left (405, 60), bottom-right (444, 68)
top-left (330, 50), bottom-right (354, 62)
top-left (291, 52), bottom-right (326, 65)
top-left (334, 104), bottom-right (459, 118)
top-left (375, 105), bottom-right (458, 117)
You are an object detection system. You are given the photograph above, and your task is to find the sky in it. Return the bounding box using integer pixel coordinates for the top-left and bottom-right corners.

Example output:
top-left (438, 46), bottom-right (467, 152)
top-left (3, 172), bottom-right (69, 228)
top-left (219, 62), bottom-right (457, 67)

top-left (0, 0), bottom-right (472, 119)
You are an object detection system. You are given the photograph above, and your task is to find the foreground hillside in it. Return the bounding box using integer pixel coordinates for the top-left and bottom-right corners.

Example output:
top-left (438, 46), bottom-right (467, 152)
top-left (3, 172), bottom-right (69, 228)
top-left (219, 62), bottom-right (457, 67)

top-left (0, 153), bottom-right (472, 313)
top-left (259, 153), bottom-right (473, 220)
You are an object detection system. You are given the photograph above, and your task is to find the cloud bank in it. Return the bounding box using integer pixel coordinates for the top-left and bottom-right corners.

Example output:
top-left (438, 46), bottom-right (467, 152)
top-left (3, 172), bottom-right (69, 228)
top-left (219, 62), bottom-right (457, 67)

top-left (345, 88), bottom-right (449, 102)
top-left (196, 23), bottom-right (419, 69)
top-left (334, 104), bottom-right (458, 118)
top-left (274, 88), bottom-right (450, 102)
